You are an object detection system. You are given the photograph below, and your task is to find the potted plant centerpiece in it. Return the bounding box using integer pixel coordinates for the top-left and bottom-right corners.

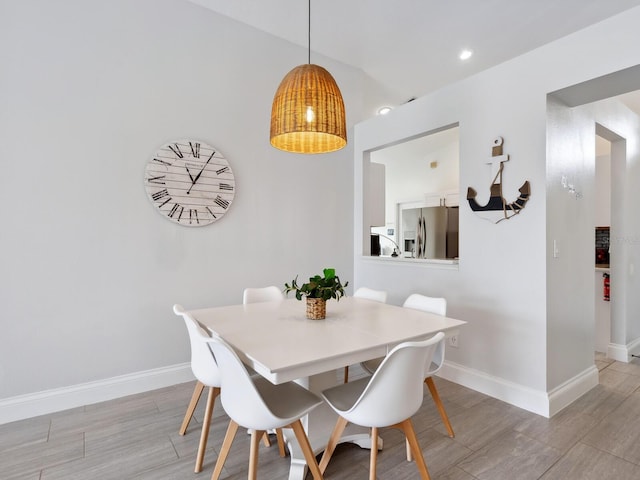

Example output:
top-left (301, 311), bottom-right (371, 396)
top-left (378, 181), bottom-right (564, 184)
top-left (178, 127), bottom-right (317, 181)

top-left (284, 268), bottom-right (349, 320)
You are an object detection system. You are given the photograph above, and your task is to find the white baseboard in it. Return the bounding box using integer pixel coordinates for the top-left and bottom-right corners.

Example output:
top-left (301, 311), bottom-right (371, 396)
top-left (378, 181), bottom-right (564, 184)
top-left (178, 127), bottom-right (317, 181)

top-left (439, 360), bottom-right (598, 418)
top-left (0, 363), bottom-right (194, 425)
top-left (608, 337), bottom-right (640, 362)
top-left (608, 342), bottom-right (629, 362)
top-left (547, 365), bottom-right (599, 417)
top-left (631, 337), bottom-right (640, 357)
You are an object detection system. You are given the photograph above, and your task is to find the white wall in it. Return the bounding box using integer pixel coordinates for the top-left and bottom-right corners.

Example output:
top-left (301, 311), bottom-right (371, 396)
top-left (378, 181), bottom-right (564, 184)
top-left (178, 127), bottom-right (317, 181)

top-left (354, 7), bottom-right (640, 416)
top-left (595, 150), bottom-right (612, 227)
top-left (0, 0), bottom-right (376, 421)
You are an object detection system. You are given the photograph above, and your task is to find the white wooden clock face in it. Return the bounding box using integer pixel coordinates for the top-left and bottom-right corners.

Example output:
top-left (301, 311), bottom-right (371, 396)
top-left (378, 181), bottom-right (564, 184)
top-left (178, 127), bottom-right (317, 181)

top-left (145, 139), bottom-right (235, 226)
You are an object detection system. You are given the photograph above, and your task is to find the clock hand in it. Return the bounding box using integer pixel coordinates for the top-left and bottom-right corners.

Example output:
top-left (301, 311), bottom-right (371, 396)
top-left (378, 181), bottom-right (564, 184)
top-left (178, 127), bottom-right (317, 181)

top-left (187, 151), bottom-right (214, 194)
top-left (185, 165), bottom-right (195, 183)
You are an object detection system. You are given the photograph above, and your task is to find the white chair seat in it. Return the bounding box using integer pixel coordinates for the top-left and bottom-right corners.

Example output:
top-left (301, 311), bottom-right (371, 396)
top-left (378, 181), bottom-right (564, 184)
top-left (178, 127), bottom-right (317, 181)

top-left (251, 376), bottom-right (322, 428)
top-left (322, 377), bottom-right (369, 413)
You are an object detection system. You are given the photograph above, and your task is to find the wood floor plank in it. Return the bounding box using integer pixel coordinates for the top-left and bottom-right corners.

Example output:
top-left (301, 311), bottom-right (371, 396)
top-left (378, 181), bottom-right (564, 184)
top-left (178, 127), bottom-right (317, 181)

top-left (513, 408), bottom-right (599, 453)
top-left (539, 442), bottom-right (640, 480)
top-left (456, 429), bottom-right (561, 480)
top-left (0, 415), bottom-right (50, 452)
top-left (41, 436), bottom-right (177, 480)
top-left (3, 358), bottom-right (640, 479)
top-left (581, 390), bottom-right (640, 465)
top-left (0, 431), bottom-right (84, 479)
top-left (598, 367), bottom-right (640, 395)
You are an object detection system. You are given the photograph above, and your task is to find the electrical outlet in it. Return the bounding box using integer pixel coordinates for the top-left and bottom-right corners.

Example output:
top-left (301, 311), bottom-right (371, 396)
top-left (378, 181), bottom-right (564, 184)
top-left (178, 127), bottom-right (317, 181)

top-left (448, 335), bottom-right (459, 348)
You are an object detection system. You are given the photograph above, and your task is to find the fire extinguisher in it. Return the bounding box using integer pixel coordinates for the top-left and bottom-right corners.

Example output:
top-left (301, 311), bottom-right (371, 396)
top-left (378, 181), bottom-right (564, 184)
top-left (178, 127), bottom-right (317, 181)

top-left (603, 273), bottom-right (610, 302)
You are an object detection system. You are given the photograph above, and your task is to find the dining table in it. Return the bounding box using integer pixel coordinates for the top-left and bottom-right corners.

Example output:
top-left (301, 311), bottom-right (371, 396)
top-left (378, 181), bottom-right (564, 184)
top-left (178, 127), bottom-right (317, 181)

top-left (186, 296), bottom-right (466, 480)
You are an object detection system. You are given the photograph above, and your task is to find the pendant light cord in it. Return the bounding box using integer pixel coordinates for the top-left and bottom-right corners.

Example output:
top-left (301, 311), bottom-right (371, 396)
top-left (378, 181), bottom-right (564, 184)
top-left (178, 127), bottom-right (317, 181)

top-left (307, 0), bottom-right (311, 64)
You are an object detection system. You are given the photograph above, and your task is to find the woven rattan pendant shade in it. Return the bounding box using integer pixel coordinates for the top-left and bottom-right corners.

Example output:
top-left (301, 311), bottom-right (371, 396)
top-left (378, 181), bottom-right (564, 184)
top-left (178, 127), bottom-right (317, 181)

top-left (270, 64), bottom-right (347, 154)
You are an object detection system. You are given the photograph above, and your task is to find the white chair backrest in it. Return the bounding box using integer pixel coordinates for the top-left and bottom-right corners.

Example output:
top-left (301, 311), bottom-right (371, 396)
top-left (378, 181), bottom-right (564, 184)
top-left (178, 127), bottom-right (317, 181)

top-left (243, 286), bottom-right (284, 304)
top-left (204, 335), bottom-right (283, 431)
top-left (173, 304), bottom-right (221, 387)
top-left (403, 293), bottom-right (446, 316)
top-left (354, 287), bottom-right (388, 303)
top-left (402, 294), bottom-right (447, 374)
top-left (343, 332), bottom-right (445, 427)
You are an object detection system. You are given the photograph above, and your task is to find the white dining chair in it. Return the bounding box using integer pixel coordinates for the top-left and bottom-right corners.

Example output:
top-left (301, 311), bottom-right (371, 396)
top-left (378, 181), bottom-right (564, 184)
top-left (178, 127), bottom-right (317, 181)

top-left (204, 334), bottom-right (324, 480)
top-left (178, 287), bottom-right (285, 449)
top-left (353, 287), bottom-right (388, 303)
top-left (361, 294), bottom-right (454, 437)
top-left (242, 285), bottom-right (283, 304)
top-left (173, 304), bottom-right (223, 473)
top-left (175, 304), bottom-right (284, 472)
top-left (319, 332), bottom-right (445, 480)
top-left (343, 287), bottom-right (388, 383)
top-left (402, 294), bottom-right (453, 437)
top-left (242, 285), bottom-right (287, 456)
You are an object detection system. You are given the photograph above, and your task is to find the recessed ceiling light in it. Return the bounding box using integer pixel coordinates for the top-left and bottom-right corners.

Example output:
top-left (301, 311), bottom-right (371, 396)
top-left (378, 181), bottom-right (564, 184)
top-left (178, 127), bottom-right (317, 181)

top-left (377, 106), bottom-right (392, 115)
top-left (459, 49), bottom-right (473, 61)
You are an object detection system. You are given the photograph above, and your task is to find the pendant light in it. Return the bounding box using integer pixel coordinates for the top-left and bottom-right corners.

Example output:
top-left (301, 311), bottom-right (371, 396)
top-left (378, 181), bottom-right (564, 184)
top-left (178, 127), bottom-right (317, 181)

top-left (270, 0), bottom-right (347, 154)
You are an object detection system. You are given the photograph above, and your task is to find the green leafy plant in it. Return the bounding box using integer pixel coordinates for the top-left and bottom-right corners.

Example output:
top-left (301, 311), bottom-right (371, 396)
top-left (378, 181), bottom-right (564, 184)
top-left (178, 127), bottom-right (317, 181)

top-left (284, 268), bottom-right (349, 301)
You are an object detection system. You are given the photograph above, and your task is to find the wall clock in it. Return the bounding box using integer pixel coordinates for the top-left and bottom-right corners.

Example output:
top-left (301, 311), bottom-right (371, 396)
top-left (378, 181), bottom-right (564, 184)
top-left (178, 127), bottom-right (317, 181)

top-left (145, 139), bottom-right (235, 226)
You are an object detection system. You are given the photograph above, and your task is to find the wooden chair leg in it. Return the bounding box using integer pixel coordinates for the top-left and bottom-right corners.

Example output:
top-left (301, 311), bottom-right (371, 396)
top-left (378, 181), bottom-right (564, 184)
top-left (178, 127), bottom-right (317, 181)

top-left (248, 430), bottom-right (264, 480)
top-left (344, 366), bottom-right (349, 383)
top-left (399, 419), bottom-right (431, 480)
top-left (261, 431), bottom-right (271, 447)
top-left (290, 420), bottom-right (323, 480)
top-left (425, 377), bottom-right (455, 437)
top-left (369, 427), bottom-right (379, 480)
top-left (319, 416), bottom-right (348, 474)
top-left (405, 378), bottom-right (454, 461)
top-left (195, 386), bottom-right (220, 473)
top-left (211, 419), bottom-right (239, 480)
top-left (275, 428), bottom-right (287, 457)
top-left (179, 380), bottom-right (205, 435)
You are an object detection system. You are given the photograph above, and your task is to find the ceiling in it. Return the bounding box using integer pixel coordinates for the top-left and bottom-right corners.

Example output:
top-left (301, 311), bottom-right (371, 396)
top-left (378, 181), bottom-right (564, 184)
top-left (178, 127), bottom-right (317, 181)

top-left (189, 0), bottom-right (640, 106)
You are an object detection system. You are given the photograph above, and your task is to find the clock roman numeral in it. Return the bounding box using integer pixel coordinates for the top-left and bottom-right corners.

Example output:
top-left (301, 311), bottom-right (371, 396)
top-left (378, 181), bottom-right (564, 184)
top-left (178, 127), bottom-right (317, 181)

top-left (153, 157), bottom-right (172, 166)
top-left (219, 183), bottom-right (234, 191)
top-left (216, 166), bottom-right (229, 175)
top-left (147, 175), bottom-right (166, 185)
top-left (189, 209), bottom-right (199, 225)
top-left (214, 195), bottom-right (230, 209)
top-left (168, 203), bottom-right (184, 220)
top-left (152, 189), bottom-right (169, 201)
top-left (189, 142), bottom-right (200, 158)
top-left (168, 144), bottom-right (184, 158)
top-left (206, 206), bottom-right (217, 219)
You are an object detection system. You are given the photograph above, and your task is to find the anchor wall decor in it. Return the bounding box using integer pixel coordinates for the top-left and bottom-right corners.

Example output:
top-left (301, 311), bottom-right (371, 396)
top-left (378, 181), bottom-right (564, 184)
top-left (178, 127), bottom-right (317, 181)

top-left (467, 137), bottom-right (531, 223)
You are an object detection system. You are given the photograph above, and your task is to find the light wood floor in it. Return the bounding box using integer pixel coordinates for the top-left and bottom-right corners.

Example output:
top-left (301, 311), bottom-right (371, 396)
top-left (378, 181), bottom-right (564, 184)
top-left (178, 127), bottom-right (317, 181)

top-left (2, 354), bottom-right (640, 479)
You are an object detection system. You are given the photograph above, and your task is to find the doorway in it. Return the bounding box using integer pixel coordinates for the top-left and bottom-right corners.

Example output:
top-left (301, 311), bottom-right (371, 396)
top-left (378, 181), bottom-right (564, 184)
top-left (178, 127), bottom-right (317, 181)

top-left (594, 133), bottom-right (611, 353)
top-left (594, 122), bottom-right (629, 362)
